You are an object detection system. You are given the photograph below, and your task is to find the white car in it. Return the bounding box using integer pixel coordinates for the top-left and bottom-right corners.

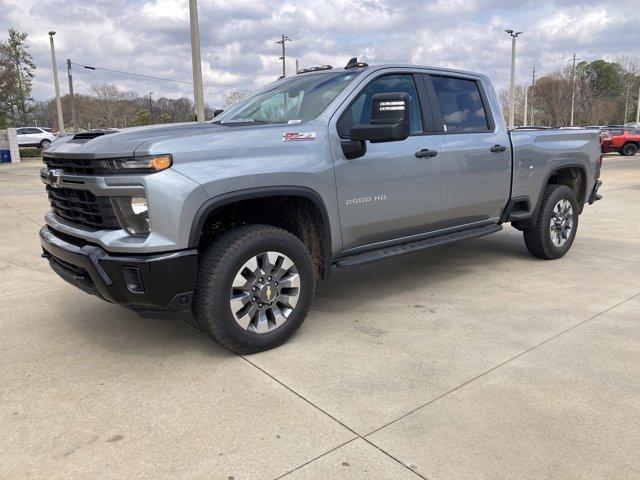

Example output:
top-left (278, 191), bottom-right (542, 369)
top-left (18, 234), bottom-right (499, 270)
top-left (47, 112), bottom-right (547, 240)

top-left (16, 127), bottom-right (57, 149)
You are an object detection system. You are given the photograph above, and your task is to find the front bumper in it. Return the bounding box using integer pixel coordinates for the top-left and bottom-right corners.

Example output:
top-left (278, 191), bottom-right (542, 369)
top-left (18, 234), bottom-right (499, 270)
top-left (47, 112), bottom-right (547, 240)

top-left (40, 226), bottom-right (198, 312)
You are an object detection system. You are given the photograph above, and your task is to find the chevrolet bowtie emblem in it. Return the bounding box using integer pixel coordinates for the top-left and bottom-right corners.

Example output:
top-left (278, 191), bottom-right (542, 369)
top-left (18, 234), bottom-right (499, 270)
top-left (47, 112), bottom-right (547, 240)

top-left (266, 286), bottom-right (272, 300)
top-left (48, 168), bottom-right (63, 186)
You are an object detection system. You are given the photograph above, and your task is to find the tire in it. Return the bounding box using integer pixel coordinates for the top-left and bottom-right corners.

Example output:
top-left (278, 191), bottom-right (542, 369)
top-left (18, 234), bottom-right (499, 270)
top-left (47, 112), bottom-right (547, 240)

top-left (39, 139), bottom-right (51, 149)
top-left (621, 143), bottom-right (638, 156)
top-left (193, 224), bottom-right (316, 354)
top-left (523, 184), bottom-right (579, 260)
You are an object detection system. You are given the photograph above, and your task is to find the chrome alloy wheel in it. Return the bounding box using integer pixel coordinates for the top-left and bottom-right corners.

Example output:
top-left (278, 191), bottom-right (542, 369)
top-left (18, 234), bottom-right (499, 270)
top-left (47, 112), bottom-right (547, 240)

top-left (229, 251), bottom-right (300, 334)
top-left (549, 199), bottom-right (574, 247)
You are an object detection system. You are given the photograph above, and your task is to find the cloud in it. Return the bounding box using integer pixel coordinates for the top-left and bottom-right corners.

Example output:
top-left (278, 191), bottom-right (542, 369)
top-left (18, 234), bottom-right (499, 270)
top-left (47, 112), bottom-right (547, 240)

top-left (0, 0), bottom-right (638, 108)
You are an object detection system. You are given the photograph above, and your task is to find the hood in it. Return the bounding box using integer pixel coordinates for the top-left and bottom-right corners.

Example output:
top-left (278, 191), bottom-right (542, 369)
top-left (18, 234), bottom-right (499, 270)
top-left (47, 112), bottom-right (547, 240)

top-left (44, 122), bottom-right (222, 159)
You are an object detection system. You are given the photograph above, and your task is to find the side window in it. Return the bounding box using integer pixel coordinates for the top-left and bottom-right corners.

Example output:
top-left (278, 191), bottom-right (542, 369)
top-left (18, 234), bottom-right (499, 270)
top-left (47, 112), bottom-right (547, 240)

top-left (431, 76), bottom-right (489, 133)
top-left (17, 128), bottom-right (26, 135)
top-left (338, 74), bottom-right (423, 137)
top-left (27, 128), bottom-right (41, 134)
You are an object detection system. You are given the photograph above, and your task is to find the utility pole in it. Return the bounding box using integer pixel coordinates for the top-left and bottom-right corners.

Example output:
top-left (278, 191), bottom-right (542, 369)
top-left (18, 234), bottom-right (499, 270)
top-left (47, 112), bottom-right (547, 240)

top-left (624, 83), bottom-right (630, 124)
top-left (66, 59), bottom-right (78, 133)
top-left (149, 92), bottom-right (154, 124)
top-left (530, 67), bottom-right (536, 126)
top-left (48, 31), bottom-right (64, 133)
top-left (523, 81), bottom-right (529, 127)
top-left (189, 0), bottom-right (206, 122)
top-left (295, 59), bottom-right (299, 74)
top-left (276, 34), bottom-right (291, 78)
top-left (569, 53), bottom-right (578, 126)
top-left (505, 30), bottom-right (523, 129)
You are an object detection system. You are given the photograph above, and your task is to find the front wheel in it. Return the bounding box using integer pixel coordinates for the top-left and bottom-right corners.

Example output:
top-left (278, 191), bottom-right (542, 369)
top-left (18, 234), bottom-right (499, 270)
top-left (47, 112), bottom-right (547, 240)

top-left (523, 184), bottom-right (579, 260)
top-left (193, 224), bottom-right (316, 354)
top-left (39, 139), bottom-right (51, 149)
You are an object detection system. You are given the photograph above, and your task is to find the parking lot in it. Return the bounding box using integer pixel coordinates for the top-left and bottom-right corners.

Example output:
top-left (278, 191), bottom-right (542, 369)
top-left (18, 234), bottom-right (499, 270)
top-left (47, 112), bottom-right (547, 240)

top-left (1, 154), bottom-right (639, 479)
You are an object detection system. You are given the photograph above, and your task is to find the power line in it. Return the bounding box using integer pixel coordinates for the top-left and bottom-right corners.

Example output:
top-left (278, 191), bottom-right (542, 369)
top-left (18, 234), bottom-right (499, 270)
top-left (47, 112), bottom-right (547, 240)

top-left (71, 61), bottom-right (252, 93)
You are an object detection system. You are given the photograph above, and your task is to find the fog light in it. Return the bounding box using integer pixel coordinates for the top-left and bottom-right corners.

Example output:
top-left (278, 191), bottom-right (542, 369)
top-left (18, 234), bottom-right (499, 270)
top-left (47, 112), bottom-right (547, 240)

top-left (112, 196), bottom-right (150, 236)
top-left (131, 197), bottom-right (148, 215)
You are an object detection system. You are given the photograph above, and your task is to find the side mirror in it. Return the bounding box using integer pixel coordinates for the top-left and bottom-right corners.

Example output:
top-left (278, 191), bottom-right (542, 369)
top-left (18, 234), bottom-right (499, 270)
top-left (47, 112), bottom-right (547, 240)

top-left (350, 92), bottom-right (411, 143)
top-left (213, 109), bottom-right (224, 118)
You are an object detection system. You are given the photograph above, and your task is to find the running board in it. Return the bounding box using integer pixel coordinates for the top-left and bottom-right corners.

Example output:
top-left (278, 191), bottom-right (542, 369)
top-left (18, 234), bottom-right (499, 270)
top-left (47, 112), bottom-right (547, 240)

top-left (335, 224), bottom-right (502, 268)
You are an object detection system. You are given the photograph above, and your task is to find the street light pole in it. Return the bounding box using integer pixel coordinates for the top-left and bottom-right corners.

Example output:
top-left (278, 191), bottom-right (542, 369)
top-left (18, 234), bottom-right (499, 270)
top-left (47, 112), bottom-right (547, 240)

top-left (569, 53), bottom-right (578, 126)
top-left (48, 31), bottom-right (64, 133)
top-left (66, 59), bottom-right (78, 133)
top-left (188, 0), bottom-right (206, 122)
top-left (505, 30), bottom-right (523, 129)
top-left (276, 34), bottom-right (291, 78)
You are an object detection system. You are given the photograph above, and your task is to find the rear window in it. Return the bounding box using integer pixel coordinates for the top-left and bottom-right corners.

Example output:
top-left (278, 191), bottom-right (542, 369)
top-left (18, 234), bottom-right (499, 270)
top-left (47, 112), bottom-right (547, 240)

top-left (431, 76), bottom-right (489, 133)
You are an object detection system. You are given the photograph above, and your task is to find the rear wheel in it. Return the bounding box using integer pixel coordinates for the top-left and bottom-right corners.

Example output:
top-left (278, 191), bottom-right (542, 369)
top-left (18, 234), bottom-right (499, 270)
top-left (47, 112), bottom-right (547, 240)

top-left (523, 184), bottom-right (578, 260)
top-left (621, 142), bottom-right (638, 156)
top-left (193, 224), bottom-right (315, 354)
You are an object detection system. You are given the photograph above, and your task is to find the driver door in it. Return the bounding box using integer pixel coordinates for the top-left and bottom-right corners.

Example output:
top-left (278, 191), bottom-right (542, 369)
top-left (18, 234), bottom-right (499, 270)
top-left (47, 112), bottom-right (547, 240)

top-left (330, 73), bottom-right (442, 251)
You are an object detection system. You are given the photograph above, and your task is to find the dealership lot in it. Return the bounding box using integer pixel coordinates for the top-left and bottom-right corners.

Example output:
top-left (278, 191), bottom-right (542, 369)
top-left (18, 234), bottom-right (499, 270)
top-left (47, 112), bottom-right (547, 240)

top-left (1, 155), bottom-right (639, 479)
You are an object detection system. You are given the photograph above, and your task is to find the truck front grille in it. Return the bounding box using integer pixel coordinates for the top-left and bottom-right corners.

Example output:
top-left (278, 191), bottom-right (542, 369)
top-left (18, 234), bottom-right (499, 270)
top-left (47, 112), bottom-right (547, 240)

top-left (46, 185), bottom-right (120, 230)
top-left (43, 156), bottom-right (111, 176)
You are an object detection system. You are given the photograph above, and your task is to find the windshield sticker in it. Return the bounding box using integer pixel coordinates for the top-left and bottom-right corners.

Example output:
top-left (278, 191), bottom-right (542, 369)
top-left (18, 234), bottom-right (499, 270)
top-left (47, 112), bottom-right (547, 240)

top-left (283, 132), bottom-right (316, 142)
top-left (287, 119), bottom-right (302, 124)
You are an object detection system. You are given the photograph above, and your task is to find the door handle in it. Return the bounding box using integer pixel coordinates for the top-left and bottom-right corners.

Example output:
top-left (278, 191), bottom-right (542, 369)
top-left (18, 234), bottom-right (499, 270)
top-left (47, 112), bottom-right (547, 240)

top-left (490, 144), bottom-right (508, 153)
top-left (415, 149), bottom-right (438, 158)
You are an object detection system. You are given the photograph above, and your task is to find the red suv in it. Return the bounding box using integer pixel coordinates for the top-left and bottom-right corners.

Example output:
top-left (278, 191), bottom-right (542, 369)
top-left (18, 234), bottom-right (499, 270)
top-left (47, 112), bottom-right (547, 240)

top-left (606, 128), bottom-right (640, 156)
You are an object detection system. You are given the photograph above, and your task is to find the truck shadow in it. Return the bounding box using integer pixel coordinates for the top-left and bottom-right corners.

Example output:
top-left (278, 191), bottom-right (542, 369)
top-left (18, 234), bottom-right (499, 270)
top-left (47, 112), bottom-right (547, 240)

top-left (70, 231), bottom-right (530, 356)
top-left (315, 230), bottom-right (534, 309)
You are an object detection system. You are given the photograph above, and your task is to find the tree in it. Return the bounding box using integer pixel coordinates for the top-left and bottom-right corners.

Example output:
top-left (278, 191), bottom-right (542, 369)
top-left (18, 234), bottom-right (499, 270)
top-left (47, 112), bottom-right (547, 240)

top-left (532, 70), bottom-right (573, 126)
top-left (223, 90), bottom-right (249, 109)
top-left (132, 108), bottom-right (151, 126)
top-left (0, 28), bottom-right (36, 127)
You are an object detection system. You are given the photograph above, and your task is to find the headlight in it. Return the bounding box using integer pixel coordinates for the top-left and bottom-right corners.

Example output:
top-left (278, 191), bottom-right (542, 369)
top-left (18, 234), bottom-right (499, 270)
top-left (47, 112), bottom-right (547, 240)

top-left (108, 155), bottom-right (172, 173)
top-left (112, 197), bottom-right (150, 235)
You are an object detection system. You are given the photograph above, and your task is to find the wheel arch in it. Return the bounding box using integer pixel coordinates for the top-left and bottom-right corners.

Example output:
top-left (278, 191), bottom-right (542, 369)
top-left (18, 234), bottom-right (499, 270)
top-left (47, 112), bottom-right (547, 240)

top-left (189, 186), bottom-right (333, 278)
top-left (515, 162), bottom-right (588, 229)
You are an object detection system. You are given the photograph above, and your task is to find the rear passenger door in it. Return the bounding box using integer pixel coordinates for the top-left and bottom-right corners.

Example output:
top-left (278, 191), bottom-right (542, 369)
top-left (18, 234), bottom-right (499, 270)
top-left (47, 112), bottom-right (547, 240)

top-left (425, 74), bottom-right (511, 228)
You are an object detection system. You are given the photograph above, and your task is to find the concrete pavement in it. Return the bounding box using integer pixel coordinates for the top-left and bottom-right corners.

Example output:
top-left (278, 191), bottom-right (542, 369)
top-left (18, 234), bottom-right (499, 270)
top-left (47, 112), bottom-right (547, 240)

top-left (1, 155), bottom-right (639, 479)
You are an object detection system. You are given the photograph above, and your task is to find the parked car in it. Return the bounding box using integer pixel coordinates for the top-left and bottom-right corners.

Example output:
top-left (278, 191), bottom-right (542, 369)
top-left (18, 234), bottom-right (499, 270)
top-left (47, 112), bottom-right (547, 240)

top-left (605, 127), bottom-right (640, 156)
top-left (599, 129), bottom-right (614, 153)
top-left (16, 127), bottom-right (57, 149)
top-left (39, 59), bottom-right (602, 353)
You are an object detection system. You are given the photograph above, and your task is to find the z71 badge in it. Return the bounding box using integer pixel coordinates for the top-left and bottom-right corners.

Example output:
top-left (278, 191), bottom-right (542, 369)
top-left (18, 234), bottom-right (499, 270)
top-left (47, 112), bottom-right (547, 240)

top-left (283, 132), bottom-right (316, 142)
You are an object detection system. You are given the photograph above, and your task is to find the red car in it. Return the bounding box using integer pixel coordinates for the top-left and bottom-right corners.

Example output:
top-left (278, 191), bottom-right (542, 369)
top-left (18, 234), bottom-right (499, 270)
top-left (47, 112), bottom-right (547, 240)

top-left (606, 128), bottom-right (640, 156)
top-left (599, 130), bottom-right (614, 153)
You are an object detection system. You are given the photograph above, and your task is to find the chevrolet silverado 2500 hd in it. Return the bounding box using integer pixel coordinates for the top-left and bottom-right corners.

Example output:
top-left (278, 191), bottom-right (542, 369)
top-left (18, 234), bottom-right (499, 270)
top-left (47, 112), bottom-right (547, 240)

top-left (40, 59), bottom-right (603, 353)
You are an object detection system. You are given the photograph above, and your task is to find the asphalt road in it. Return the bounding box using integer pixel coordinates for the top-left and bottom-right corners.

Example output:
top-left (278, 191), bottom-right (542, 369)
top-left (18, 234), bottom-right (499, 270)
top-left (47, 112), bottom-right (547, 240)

top-left (1, 154), bottom-right (639, 479)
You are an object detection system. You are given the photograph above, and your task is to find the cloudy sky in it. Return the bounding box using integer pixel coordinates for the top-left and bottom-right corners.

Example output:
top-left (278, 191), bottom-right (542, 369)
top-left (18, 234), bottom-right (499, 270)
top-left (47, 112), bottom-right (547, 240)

top-left (0, 0), bottom-right (638, 107)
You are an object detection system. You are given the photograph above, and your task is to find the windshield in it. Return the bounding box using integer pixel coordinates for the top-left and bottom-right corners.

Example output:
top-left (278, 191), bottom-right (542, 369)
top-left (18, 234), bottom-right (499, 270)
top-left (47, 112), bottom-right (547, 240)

top-left (216, 71), bottom-right (358, 125)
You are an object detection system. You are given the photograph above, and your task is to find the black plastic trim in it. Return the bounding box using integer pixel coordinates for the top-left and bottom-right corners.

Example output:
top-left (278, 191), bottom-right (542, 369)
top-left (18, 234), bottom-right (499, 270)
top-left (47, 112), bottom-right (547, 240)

top-left (188, 186), bottom-right (333, 277)
top-left (523, 163), bottom-right (589, 228)
top-left (40, 226), bottom-right (197, 311)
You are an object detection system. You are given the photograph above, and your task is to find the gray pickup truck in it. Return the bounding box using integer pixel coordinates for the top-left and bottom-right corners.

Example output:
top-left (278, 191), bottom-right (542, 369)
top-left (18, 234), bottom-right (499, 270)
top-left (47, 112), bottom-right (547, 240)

top-left (40, 59), bottom-right (602, 353)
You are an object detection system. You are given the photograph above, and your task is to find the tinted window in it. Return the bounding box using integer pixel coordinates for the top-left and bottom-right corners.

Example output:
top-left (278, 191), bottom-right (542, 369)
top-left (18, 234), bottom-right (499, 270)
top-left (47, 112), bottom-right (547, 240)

top-left (16, 128), bottom-right (26, 135)
top-left (338, 74), bottom-right (423, 137)
top-left (26, 128), bottom-right (41, 134)
top-left (431, 76), bottom-right (489, 133)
